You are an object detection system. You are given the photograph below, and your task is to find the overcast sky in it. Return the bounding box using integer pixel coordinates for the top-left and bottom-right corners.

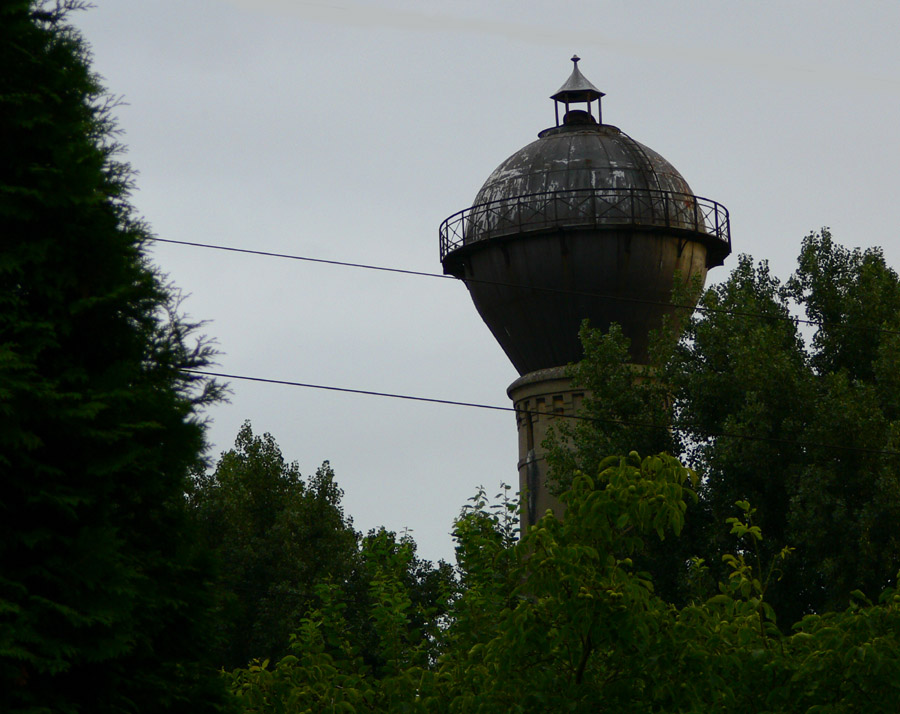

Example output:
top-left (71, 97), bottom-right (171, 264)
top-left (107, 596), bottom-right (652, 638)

top-left (71, 0), bottom-right (900, 563)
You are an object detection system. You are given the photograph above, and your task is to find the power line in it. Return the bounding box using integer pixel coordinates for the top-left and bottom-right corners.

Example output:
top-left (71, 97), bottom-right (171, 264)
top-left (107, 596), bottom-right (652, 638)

top-left (151, 237), bottom-right (900, 337)
top-left (183, 368), bottom-right (515, 414)
top-left (183, 369), bottom-right (900, 459)
top-left (151, 238), bottom-right (452, 282)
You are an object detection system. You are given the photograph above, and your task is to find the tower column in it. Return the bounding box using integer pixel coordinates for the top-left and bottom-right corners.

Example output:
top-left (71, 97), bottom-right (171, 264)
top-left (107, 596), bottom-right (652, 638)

top-left (507, 367), bottom-right (586, 530)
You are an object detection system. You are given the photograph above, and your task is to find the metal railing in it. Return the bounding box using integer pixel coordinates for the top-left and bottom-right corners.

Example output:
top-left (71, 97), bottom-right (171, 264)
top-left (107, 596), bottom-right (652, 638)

top-left (439, 187), bottom-right (730, 261)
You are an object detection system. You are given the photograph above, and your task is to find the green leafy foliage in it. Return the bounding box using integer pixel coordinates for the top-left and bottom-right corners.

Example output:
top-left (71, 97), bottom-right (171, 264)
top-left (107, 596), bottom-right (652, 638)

top-left (225, 453), bottom-right (900, 712)
top-left (545, 321), bottom-right (702, 604)
top-left (550, 231), bottom-right (900, 624)
top-left (546, 324), bottom-right (679, 489)
top-left (228, 530), bottom-right (451, 713)
top-left (673, 231), bottom-right (900, 623)
top-left (193, 423), bottom-right (456, 676)
top-left (1, 2), bottom-right (228, 711)
top-left (191, 422), bottom-right (359, 669)
top-left (434, 454), bottom-right (698, 712)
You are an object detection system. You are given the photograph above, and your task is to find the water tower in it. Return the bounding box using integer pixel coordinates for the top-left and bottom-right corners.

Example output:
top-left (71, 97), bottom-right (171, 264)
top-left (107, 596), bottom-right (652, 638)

top-left (439, 57), bottom-right (731, 529)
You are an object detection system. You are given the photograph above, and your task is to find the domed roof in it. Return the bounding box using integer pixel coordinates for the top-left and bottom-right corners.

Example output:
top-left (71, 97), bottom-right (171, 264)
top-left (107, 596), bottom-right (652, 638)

top-left (473, 122), bottom-right (694, 207)
top-left (439, 58), bottom-right (731, 272)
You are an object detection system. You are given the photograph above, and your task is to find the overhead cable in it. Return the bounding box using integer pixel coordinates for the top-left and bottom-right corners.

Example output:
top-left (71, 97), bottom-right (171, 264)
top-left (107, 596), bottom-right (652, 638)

top-left (152, 237), bottom-right (900, 337)
top-left (182, 369), bottom-right (900, 459)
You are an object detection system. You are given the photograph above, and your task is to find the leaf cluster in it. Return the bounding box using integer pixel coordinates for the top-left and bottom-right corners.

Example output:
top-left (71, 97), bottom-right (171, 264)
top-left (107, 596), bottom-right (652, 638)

top-left (225, 453), bottom-right (900, 712)
top-left (191, 422), bottom-right (359, 670)
top-left (548, 230), bottom-right (900, 624)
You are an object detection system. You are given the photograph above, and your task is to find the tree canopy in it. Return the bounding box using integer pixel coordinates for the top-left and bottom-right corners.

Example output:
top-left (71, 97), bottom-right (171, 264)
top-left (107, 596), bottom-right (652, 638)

top-left (1, 2), bottom-right (227, 711)
top-left (551, 230), bottom-right (900, 624)
top-left (191, 422), bottom-right (360, 669)
top-left (227, 453), bottom-right (900, 713)
top-left (190, 421), bottom-right (456, 673)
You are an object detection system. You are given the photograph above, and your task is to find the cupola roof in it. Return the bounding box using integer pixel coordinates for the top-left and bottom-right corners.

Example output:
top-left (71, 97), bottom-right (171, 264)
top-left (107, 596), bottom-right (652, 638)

top-left (551, 55), bottom-right (605, 104)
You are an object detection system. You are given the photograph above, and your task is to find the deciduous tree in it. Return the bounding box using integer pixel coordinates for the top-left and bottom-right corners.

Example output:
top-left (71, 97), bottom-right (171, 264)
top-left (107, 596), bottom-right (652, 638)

top-left (227, 453), bottom-right (900, 712)
top-left (191, 422), bottom-right (359, 669)
top-left (552, 230), bottom-right (900, 623)
top-left (673, 231), bottom-right (900, 622)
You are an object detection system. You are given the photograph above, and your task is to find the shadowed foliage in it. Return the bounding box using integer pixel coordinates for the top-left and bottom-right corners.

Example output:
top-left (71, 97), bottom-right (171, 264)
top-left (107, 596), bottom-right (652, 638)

top-left (1, 2), bottom-right (229, 711)
top-left (549, 231), bottom-right (900, 625)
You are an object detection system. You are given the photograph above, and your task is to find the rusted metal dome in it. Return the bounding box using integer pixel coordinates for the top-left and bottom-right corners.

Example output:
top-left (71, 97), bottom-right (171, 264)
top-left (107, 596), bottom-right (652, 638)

top-left (439, 58), bottom-right (731, 375)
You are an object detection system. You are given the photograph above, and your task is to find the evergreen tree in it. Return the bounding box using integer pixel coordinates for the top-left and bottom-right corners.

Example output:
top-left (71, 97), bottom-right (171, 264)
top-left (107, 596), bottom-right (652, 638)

top-left (1, 2), bottom-right (228, 711)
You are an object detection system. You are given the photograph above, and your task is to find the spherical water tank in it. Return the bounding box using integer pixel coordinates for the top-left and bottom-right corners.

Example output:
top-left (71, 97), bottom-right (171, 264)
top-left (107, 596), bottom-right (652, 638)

top-left (440, 59), bottom-right (730, 375)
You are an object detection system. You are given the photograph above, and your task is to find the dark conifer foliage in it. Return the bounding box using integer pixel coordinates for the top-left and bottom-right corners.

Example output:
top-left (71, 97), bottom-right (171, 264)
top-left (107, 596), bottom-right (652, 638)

top-left (1, 2), bottom-right (228, 711)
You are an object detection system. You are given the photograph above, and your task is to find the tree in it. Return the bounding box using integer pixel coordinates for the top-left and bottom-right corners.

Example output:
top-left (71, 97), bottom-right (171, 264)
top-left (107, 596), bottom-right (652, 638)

top-left (1, 2), bottom-right (229, 712)
top-left (551, 230), bottom-right (900, 624)
top-left (193, 422), bottom-right (457, 672)
top-left (545, 320), bottom-right (695, 603)
top-left (191, 422), bottom-right (360, 669)
top-left (228, 529), bottom-right (450, 714)
top-left (225, 453), bottom-right (900, 712)
top-left (666, 252), bottom-right (814, 615)
top-left (673, 231), bottom-right (900, 622)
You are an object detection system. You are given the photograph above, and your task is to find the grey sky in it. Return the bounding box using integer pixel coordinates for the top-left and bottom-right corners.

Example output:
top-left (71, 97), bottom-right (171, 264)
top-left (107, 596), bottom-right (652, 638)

top-left (72, 0), bottom-right (900, 563)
